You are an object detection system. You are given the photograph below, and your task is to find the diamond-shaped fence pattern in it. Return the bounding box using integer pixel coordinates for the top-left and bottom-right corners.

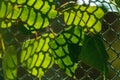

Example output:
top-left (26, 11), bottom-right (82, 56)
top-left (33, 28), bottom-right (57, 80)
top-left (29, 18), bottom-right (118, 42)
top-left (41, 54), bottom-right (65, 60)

top-left (0, 0), bottom-right (120, 80)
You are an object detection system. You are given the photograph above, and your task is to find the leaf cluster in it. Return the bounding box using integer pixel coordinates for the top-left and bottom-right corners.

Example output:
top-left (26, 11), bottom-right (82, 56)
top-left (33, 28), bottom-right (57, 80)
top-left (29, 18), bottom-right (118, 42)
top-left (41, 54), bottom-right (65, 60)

top-left (0, 0), bottom-right (120, 80)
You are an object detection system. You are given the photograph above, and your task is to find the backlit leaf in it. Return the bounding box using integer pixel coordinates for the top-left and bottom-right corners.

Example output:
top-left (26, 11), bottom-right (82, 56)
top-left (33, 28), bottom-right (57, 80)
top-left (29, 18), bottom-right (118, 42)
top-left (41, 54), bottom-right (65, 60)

top-left (64, 5), bottom-right (104, 34)
top-left (0, 0), bottom-right (57, 34)
top-left (49, 26), bottom-right (84, 78)
top-left (20, 34), bottom-right (55, 78)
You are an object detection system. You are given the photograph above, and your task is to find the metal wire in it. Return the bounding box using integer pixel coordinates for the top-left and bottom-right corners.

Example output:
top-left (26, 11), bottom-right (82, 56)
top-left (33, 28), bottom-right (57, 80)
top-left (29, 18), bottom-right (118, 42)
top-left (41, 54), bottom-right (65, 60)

top-left (0, 0), bottom-right (120, 80)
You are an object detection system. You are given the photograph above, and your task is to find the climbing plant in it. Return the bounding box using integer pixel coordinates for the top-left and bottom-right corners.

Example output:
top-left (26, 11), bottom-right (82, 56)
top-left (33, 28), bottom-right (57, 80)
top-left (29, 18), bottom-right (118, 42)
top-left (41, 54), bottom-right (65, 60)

top-left (0, 0), bottom-right (120, 80)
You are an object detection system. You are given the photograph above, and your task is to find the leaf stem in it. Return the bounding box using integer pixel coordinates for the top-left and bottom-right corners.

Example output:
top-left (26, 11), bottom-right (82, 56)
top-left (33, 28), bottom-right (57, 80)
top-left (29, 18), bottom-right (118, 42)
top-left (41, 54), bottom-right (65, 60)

top-left (0, 33), bottom-right (5, 55)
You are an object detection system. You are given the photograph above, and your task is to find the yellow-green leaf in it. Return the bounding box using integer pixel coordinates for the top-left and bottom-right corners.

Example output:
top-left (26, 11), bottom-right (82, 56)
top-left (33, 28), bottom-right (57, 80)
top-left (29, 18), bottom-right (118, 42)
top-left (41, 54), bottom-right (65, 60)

top-left (0, 0), bottom-right (57, 34)
top-left (64, 5), bottom-right (104, 34)
top-left (20, 34), bottom-right (54, 78)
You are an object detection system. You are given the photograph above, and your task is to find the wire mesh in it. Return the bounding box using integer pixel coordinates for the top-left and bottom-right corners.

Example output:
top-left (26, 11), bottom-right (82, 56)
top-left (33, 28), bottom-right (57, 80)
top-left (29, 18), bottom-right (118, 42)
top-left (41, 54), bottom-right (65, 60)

top-left (0, 0), bottom-right (120, 80)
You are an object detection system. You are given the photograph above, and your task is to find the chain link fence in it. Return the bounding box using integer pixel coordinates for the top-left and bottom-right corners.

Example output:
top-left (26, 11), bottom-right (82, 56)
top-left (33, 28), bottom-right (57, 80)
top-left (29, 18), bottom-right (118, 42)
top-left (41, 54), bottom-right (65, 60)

top-left (0, 0), bottom-right (120, 80)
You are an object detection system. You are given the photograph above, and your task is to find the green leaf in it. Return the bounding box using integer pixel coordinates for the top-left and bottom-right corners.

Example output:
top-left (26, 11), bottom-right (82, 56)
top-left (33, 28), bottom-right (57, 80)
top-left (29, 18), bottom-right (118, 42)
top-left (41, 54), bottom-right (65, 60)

top-left (20, 34), bottom-right (54, 78)
top-left (2, 45), bottom-right (18, 80)
top-left (63, 1), bottom-right (120, 34)
top-left (0, 0), bottom-right (57, 34)
top-left (0, 1), bottom-right (14, 28)
top-left (79, 34), bottom-right (109, 79)
top-left (49, 26), bottom-right (84, 78)
top-left (64, 5), bottom-right (104, 34)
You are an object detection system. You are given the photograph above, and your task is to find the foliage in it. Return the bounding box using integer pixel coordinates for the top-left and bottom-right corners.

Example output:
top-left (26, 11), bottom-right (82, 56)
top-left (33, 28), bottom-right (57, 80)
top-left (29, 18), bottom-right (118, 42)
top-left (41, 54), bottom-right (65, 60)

top-left (0, 0), bottom-right (120, 80)
top-left (20, 33), bottom-right (55, 78)
top-left (2, 46), bottom-right (17, 80)
top-left (80, 34), bottom-right (109, 79)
